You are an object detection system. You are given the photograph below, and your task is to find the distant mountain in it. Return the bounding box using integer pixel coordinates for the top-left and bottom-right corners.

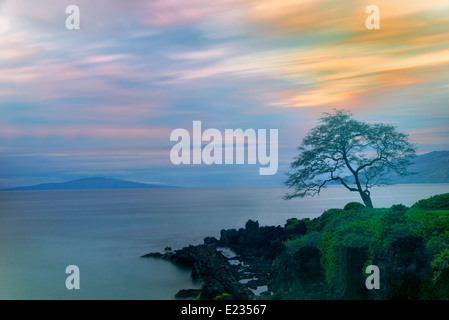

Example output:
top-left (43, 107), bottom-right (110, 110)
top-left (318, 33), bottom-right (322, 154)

top-left (1, 177), bottom-right (176, 191)
top-left (387, 151), bottom-right (449, 184)
top-left (337, 151), bottom-right (449, 185)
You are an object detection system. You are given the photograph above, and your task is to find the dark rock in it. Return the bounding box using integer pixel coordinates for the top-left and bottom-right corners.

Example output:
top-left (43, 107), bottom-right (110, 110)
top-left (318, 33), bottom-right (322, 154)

top-left (293, 246), bottom-right (326, 286)
top-left (245, 219), bottom-right (259, 233)
top-left (146, 244), bottom-right (253, 300)
top-left (259, 291), bottom-right (272, 297)
top-left (170, 245), bottom-right (202, 266)
top-left (175, 289), bottom-right (202, 299)
top-left (375, 236), bottom-right (432, 300)
top-left (189, 245), bottom-right (253, 299)
top-left (236, 255), bottom-right (272, 288)
top-left (141, 252), bottom-right (164, 258)
top-left (334, 246), bottom-right (368, 299)
top-left (270, 252), bottom-right (298, 293)
top-left (269, 246), bottom-right (329, 299)
top-left (219, 220), bottom-right (286, 258)
top-left (219, 228), bottom-right (240, 246)
top-left (203, 236), bottom-right (219, 246)
top-left (143, 221), bottom-right (437, 300)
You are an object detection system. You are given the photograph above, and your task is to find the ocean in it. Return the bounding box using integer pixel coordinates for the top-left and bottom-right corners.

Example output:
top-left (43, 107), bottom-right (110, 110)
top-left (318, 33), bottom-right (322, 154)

top-left (1, 184), bottom-right (449, 299)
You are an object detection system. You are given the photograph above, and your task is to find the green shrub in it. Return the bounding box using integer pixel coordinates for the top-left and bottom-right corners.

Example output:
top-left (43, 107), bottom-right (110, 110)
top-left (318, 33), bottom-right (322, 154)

top-left (303, 196), bottom-right (449, 288)
top-left (313, 208), bottom-right (353, 232)
top-left (382, 209), bottom-right (407, 226)
top-left (318, 231), bottom-right (344, 287)
top-left (285, 218), bottom-right (299, 230)
top-left (390, 204), bottom-right (409, 213)
top-left (407, 208), bottom-right (449, 280)
top-left (317, 207), bottom-right (413, 287)
top-left (284, 231), bottom-right (321, 255)
top-left (343, 202), bottom-right (366, 212)
top-left (318, 212), bottom-right (377, 286)
top-left (433, 248), bottom-right (449, 281)
top-left (412, 193), bottom-right (449, 210)
top-left (407, 209), bottom-right (449, 237)
top-left (301, 217), bottom-right (324, 233)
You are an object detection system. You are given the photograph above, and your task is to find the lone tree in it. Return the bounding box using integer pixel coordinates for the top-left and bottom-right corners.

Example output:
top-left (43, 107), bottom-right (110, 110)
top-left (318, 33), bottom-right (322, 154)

top-left (285, 109), bottom-right (416, 208)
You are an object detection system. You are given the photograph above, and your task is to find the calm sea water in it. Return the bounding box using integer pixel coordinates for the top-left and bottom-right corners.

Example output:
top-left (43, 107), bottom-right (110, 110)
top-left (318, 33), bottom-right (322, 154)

top-left (1, 184), bottom-right (449, 300)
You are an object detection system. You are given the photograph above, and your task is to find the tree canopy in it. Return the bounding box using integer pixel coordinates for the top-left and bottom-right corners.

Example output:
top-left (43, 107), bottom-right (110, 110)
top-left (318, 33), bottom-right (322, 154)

top-left (285, 109), bottom-right (416, 208)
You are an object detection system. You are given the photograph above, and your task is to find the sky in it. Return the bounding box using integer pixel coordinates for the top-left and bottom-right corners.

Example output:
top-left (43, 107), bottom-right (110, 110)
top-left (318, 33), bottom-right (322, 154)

top-left (0, 0), bottom-right (448, 188)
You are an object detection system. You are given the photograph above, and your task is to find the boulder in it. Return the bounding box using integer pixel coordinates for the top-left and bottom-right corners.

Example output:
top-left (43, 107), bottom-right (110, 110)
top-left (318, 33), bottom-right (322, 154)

top-left (203, 236), bottom-right (219, 246)
top-left (219, 220), bottom-right (286, 257)
top-left (145, 244), bottom-right (253, 300)
top-left (375, 236), bottom-right (432, 300)
top-left (334, 245), bottom-right (368, 299)
top-left (269, 246), bottom-right (328, 299)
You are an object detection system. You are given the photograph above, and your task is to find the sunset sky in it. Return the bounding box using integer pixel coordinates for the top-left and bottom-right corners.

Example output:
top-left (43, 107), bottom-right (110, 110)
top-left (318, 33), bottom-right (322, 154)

top-left (1, 0), bottom-right (448, 187)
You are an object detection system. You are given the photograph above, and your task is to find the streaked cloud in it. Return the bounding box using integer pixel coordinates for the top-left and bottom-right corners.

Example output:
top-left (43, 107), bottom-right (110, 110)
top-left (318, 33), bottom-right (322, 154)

top-left (0, 0), bottom-right (448, 187)
top-left (0, 125), bottom-right (171, 139)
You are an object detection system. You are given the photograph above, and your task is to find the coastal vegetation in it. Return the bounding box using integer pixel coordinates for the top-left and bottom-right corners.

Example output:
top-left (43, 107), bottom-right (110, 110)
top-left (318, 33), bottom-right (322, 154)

top-left (284, 193), bottom-right (449, 298)
top-left (146, 193), bottom-right (449, 299)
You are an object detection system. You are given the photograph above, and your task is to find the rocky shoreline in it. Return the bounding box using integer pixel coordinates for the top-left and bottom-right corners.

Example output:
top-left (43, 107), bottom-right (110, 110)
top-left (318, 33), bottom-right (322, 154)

top-left (142, 219), bottom-right (333, 300)
top-left (142, 196), bottom-right (449, 300)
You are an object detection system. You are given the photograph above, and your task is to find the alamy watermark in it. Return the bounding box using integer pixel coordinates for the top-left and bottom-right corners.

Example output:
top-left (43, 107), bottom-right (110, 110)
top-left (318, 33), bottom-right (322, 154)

top-left (65, 265), bottom-right (80, 290)
top-left (365, 265), bottom-right (380, 290)
top-left (64, 4), bottom-right (380, 30)
top-left (65, 5), bottom-right (80, 30)
top-left (169, 121), bottom-right (278, 175)
top-left (366, 5), bottom-right (380, 30)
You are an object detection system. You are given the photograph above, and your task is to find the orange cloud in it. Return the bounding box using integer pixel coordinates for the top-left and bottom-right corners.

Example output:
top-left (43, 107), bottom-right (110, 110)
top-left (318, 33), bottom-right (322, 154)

top-left (214, 0), bottom-right (449, 110)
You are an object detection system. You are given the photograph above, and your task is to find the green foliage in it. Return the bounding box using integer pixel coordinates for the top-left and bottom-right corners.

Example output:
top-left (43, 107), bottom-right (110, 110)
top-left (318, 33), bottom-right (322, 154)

top-left (407, 208), bottom-right (449, 237)
top-left (284, 232), bottom-right (321, 255)
top-left (301, 217), bottom-right (322, 233)
top-left (406, 207), bottom-right (449, 280)
top-left (285, 218), bottom-right (299, 230)
top-left (195, 293), bottom-right (202, 300)
top-left (317, 207), bottom-right (413, 287)
top-left (283, 193), bottom-right (449, 288)
top-left (381, 208), bottom-right (407, 227)
top-left (390, 204), bottom-right (409, 213)
top-left (433, 248), bottom-right (449, 281)
top-left (213, 293), bottom-right (230, 300)
top-left (412, 193), bottom-right (449, 210)
top-left (343, 202), bottom-right (366, 212)
top-left (318, 232), bottom-right (344, 287)
top-left (311, 208), bottom-right (348, 232)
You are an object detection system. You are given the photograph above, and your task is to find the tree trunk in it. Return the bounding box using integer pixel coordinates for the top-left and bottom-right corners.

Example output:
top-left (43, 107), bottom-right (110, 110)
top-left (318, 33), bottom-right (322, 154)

top-left (351, 169), bottom-right (374, 208)
top-left (360, 191), bottom-right (373, 208)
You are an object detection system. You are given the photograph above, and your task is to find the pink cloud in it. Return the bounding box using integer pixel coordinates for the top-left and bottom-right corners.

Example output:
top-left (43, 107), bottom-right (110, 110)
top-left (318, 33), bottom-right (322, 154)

top-left (80, 54), bottom-right (130, 65)
top-left (93, 103), bottom-right (161, 116)
top-left (2, 0), bottom-right (225, 30)
top-left (0, 125), bottom-right (172, 139)
top-left (0, 29), bottom-right (36, 61)
top-left (168, 47), bottom-right (231, 61)
top-left (0, 57), bottom-right (148, 101)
